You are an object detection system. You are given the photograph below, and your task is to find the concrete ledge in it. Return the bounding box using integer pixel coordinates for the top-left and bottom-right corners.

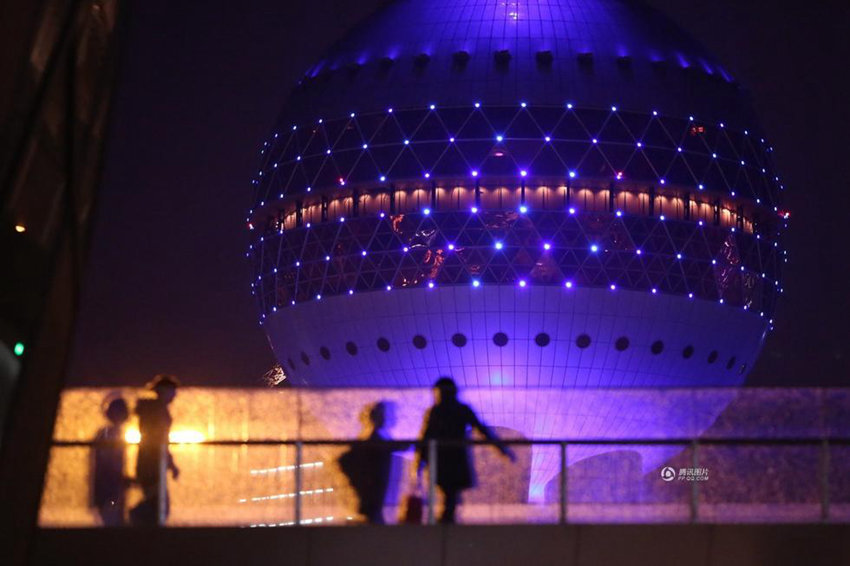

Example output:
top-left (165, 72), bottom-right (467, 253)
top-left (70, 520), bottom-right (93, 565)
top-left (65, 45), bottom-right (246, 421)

top-left (32, 524), bottom-right (850, 566)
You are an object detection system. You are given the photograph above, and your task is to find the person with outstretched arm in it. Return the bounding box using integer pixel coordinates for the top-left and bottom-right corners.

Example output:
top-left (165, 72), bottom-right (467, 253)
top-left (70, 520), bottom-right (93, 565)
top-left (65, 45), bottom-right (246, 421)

top-left (416, 377), bottom-right (515, 524)
top-left (130, 375), bottom-right (180, 526)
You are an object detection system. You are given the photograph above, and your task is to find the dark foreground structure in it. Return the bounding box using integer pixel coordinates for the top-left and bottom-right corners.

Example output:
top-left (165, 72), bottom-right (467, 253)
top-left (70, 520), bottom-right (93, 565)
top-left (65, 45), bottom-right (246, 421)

top-left (30, 524), bottom-right (850, 566)
top-left (0, 1), bottom-right (122, 564)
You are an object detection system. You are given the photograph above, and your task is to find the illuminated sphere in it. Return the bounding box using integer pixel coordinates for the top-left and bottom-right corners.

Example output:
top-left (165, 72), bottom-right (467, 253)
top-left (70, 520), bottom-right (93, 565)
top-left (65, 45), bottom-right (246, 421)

top-left (248, 0), bottom-right (784, 497)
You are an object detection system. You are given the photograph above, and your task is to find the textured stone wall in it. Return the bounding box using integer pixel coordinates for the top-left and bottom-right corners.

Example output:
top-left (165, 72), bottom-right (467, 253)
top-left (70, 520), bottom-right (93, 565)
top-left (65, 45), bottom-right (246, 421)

top-left (40, 387), bottom-right (850, 526)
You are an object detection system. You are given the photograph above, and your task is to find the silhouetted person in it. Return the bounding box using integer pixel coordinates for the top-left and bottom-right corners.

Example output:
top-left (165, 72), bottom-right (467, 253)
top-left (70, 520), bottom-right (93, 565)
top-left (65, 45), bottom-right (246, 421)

top-left (417, 377), bottom-right (515, 524)
top-left (130, 375), bottom-right (180, 526)
top-left (91, 396), bottom-right (130, 526)
top-left (339, 401), bottom-right (398, 524)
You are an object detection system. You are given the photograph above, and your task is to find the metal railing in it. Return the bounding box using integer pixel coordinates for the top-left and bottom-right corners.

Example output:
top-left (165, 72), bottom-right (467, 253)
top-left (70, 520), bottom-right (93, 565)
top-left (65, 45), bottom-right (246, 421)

top-left (49, 436), bottom-right (850, 526)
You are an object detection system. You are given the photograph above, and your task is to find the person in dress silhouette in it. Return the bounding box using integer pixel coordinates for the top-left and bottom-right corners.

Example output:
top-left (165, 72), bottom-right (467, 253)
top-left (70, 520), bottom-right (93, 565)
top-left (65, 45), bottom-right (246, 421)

top-left (416, 377), bottom-right (515, 523)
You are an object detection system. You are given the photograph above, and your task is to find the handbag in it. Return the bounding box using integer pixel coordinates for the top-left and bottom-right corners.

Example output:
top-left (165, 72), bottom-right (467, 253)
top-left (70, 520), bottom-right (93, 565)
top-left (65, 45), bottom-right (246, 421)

top-left (402, 480), bottom-right (425, 524)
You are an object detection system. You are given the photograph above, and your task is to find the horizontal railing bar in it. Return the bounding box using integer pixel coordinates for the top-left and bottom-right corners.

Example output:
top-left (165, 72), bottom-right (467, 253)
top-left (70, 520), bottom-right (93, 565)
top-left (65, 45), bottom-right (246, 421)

top-left (50, 437), bottom-right (850, 448)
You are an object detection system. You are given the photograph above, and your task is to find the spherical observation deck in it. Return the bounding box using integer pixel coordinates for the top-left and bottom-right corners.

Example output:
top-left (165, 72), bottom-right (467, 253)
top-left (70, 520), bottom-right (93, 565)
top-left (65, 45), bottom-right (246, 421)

top-left (248, 0), bottom-right (785, 389)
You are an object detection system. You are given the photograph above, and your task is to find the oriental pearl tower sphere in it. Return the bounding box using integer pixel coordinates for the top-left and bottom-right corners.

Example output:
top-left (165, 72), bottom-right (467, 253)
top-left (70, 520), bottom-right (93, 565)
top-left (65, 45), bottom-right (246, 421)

top-left (247, 0), bottom-right (785, 499)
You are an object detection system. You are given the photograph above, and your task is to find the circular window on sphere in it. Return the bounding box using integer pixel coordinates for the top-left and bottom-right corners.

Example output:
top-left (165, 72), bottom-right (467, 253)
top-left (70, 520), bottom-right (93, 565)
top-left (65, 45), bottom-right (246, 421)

top-left (738, 363), bottom-right (747, 375)
top-left (707, 350), bottom-right (718, 364)
top-left (615, 336), bottom-right (629, 351)
top-left (451, 333), bottom-right (467, 347)
top-left (534, 333), bottom-right (550, 347)
top-left (576, 334), bottom-right (591, 349)
top-left (726, 356), bottom-right (737, 370)
top-left (413, 335), bottom-right (427, 349)
top-left (493, 332), bottom-right (509, 347)
top-left (682, 345), bottom-right (694, 359)
top-left (377, 337), bottom-right (390, 352)
top-left (345, 341), bottom-right (358, 356)
top-left (319, 346), bottom-right (331, 360)
top-left (288, 358), bottom-right (296, 371)
top-left (650, 340), bottom-right (664, 355)
top-left (300, 352), bottom-right (310, 366)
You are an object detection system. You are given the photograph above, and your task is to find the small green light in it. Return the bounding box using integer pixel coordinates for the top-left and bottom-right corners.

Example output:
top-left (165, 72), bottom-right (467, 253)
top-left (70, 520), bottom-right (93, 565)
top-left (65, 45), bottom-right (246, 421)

top-left (13, 342), bottom-right (24, 356)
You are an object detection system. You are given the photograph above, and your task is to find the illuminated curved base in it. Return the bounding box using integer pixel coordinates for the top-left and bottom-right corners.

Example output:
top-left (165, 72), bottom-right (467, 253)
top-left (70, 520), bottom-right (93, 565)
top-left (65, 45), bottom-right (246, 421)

top-left (268, 285), bottom-right (767, 388)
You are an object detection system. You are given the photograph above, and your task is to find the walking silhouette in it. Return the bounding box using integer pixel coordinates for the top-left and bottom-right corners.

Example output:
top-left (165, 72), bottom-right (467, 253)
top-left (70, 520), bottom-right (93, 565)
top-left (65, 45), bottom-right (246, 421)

top-left (338, 401), bottom-right (398, 524)
top-left (91, 396), bottom-right (130, 526)
top-left (129, 375), bottom-right (180, 526)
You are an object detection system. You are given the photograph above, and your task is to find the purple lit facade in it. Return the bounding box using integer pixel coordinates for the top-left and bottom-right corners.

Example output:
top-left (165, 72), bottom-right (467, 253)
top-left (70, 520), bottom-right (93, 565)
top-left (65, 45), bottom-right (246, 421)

top-left (247, 0), bottom-right (785, 499)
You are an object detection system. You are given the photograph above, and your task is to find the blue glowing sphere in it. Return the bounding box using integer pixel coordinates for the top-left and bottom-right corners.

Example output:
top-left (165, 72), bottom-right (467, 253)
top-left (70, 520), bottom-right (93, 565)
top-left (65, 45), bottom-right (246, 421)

top-left (249, 0), bottom-right (783, 393)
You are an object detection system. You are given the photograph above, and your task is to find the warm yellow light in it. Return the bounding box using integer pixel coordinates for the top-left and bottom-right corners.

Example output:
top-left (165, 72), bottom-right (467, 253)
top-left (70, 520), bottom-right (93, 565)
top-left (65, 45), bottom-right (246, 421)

top-left (122, 428), bottom-right (204, 444)
top-left (169, 430), bottom-right (206, 444)
top-left (15, 225), bottom-right (26, 233)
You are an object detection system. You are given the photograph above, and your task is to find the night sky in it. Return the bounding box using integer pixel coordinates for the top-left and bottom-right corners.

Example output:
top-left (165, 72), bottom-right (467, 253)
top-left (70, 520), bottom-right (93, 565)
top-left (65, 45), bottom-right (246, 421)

top-left (67, 0), bottom-right (850, 387)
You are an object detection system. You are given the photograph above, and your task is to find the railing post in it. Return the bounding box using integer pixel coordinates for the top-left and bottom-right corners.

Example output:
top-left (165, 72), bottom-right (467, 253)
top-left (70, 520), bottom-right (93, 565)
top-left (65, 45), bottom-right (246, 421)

top-left (559, 442), bottom-right (568, 524)
top-left (427, 439), bottom-right (437, 525)
top-left (821, 439), bottom-right (830, 522)
top-left (690, 440), bottom-right (699, 523)
top-left (157, 443), bottom-right (168, 527)
top-left (295, 441), bottom-right (303, 525)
